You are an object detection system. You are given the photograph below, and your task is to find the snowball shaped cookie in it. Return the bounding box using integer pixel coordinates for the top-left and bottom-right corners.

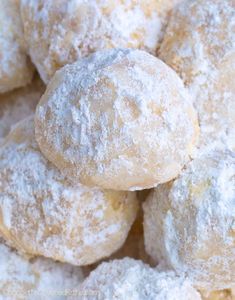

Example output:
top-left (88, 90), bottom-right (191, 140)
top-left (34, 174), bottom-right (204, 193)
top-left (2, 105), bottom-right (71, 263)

top-left (20, 0), bottom-right (179, 83)
top-left (35, 49), bottom-right (199, 191)
top-left (0, 0), bottom-right (34, 93)
top-left (159, 0), bottom-right (235, 150)
top-left (159, 0), bottom-right (235, 86)
top-left (143, 150), bottom-right (235, 290)
top-left (0, 75), bottom-right (45, 142)
top-left (77, 258), bottom-right (201, 300)
top-left (0, 117), bottom-right (138, 266)
top-left (0, 243), bottom-right (83, 300)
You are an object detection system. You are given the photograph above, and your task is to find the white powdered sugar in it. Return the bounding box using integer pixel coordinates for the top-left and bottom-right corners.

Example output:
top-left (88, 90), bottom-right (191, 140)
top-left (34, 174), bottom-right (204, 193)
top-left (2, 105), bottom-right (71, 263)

top-left (0, 116), bottom-right (138, 266)
top-left (35, 48), bottom-right (198, 191)
top-left (20, 0), bottom-right (172, 83)
top-left (159, 0), bottom-right (235, 86)
top-left (0, 243), bottom-right (84, 300)
top-left (159, 0), bottom-right (235, 152)
top-left (76, 258), bottom-right (201, 300)
top-left (0, 0), bottom-right (34, 93)
top-left (194, 52), bottom-right (235, 152)
top-left (0, 76), bottom-right (45, 142)
top-left (143, 149), bottom-right (235, 290)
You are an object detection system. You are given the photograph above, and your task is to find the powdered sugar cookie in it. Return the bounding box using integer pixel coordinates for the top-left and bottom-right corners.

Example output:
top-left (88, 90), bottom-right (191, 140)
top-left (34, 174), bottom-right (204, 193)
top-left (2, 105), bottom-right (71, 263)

top-left (35, 49), bottom-right (199, 191)
top-left (0, 0), bottom-right (34, 93)
top-left (76, 258), bottom-right (202, 300)
top-left (0, 243), bottom-right (83, 300)
top-left (0, 75), bottom-right (45, 142)
top-left (0, 117), bottom-right (138, 266)
top-left (159, 0), bottom-right (235, 151)
top-left (21, 0), bottom-right (181, 83)
top-left (143, 149), bottom-right (235, 290)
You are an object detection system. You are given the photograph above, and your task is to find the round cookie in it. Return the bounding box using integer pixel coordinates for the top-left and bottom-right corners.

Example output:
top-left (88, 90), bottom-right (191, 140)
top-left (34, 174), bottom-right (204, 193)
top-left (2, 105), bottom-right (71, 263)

top-left (21, 0), bottom-right (181, 83)
top-left (0, 117), bottom-right (138, 266)
top-left (76, 258), bottom-right (202, 300)
top-left (159, 0), bottom-right (235, 151)
top-left (0, 75), bottom-right (45, 142)
top-left (0, 0), bottom-right (34, 93)
top-left (0, 243), bottom-right (83, 300)
top-left (35, 49), bottom-right (199, 191)
top-left (143, 149), bottom-right (235, 290)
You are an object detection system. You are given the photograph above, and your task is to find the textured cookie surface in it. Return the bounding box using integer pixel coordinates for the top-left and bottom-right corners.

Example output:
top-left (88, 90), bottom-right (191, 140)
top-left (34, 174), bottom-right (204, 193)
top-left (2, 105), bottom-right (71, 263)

top-left (35, 49), bottom-right (199, 191)
top-left (144, 149), bottom-right (235, 290)
top-left (77, 258), bottom-right (201, 300)
top-left (159, 0), bottom-right (235, 151)
top-left (0, 243), bottom-right (83, 300)
top-left (0, 117), bottom-right (138, 265)
top-left (0, 0), bottom-right (34, 93)
top-left (20, 0), bottom-right (178, 82)
top-left (0, 75), bottom-right (45, 142)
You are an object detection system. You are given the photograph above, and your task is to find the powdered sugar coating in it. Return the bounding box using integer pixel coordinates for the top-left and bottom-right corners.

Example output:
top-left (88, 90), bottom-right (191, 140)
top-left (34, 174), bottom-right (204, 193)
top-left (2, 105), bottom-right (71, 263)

top-left (0, 75), bottom-right (45, 142)
top-left (76, 258), bottom-right (201, 300)
top-left (0, 0), bottom-right (34, 93)
top-left (195, 53), bottom-right (235, 152)
top-left (82, 207), bottom-right (152, 276)
top-left (0, 117), bottom-right (138, 266)
top-left (35, 49), bottom-right (199, 191)
top-left (143, 149), bottom-right (235, 290)
top-left (0, 243), bottom-right (84, 300)
top-left (159, 0), bottom-right (235, 151)
top-left (20, 0), bottom-right (177, 83)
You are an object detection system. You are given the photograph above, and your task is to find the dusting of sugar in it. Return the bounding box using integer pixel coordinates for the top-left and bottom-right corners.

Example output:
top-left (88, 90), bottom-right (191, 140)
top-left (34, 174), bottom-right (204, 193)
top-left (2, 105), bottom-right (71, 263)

top-left (159, 0), bottom-right (235, 152)
top-left (0, 243), bottom-right (83, 300)
top-left (143, 149), bottom-right (235, 290)
top-left (0, 116), bottom-right (138, 266)
top-left (0, 0), bottom-right (34, 93)
top-left (0, 76), bottom-right (45, 143)
top-left (35, 48), bottom-right (198, 191)
top-left (20, 0), bottom-right (179, 83)
top-left (76, 258), bottom-right (201, 300)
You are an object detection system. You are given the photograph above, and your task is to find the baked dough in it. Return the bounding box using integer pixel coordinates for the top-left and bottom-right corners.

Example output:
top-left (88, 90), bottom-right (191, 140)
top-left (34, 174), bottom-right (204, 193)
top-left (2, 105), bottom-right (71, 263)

top-left (82, 207), bottom-right (152, 276)
top-left (21, 0), bottom-right (181, 83)
top-left (159, 0), bottom-right (235, 151)
top-left (0, 243), bottom-right (83, 300)
top-left (201, 289), bottom-right (235, 300)
top-left (0, 75), bottom-right (45, 142)
top-left (143, 149), bottom-right (235, 290)
top-left (0, 0), bottom-right (34, 93)
top-left (77, 258), bottom-right (202, 300)
top-left (0, 117), bottom-right (138, 266)
top-left (35, 49), bottom-right (199, 191)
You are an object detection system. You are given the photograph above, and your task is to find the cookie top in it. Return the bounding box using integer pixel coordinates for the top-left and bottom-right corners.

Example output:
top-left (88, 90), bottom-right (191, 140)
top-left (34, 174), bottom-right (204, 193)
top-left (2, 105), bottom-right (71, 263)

top-left (20, 0), bottom-right (173, 82)
top-left (0, 0), bottom-right (34, 93)
top-left (35, 48), bottom-right (199, 191)
top-left (0, 243), bottom-right (83, 300)
top-left (144, 149), bottom-right (235, 290)
top-left (0, 116), bottom-right (138, 265)
top-left (78, 258), bottom-right (201, 300)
